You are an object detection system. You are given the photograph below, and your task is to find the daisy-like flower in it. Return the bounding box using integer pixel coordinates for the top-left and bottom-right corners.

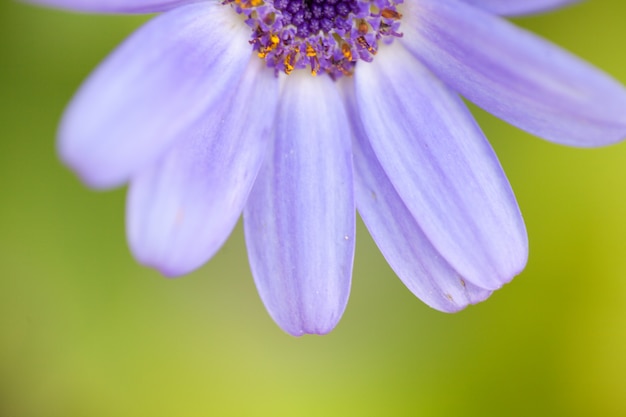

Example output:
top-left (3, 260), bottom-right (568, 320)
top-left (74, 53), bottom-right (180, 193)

top-left (30, 0), bottom-right (626, 335)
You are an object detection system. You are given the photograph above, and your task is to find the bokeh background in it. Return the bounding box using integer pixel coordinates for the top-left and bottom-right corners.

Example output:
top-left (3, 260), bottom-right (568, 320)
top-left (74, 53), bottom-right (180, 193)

top-left (2, 1), bottom-right (626, 416)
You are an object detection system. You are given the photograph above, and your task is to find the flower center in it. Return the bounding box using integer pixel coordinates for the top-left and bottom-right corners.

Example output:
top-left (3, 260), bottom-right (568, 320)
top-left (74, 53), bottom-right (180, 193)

top-left (227, 0), bottom-right (403, 78)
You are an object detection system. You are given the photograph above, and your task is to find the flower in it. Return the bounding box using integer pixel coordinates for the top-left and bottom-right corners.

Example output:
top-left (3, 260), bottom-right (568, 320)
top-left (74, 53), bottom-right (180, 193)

top-left (30, 0), bottom-right (626, 335)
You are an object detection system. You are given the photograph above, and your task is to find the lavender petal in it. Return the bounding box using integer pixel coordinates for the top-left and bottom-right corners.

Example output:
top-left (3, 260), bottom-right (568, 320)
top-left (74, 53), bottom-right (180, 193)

top-left (344, 81), bottom-right (492, 312)
top-left (126, 59), bottom-right (277, 276)
top-left (244, 74), bottom-right (355, 336)
top-left (59, 3), bottom-right (251, 189)
top-left (459, 0), bottom-right (580, 15)
top-left (24, 0), bottom-right (201, 13)
top-left (353, 43), bottom-right (527, 291)
top-left (401, 0), bottom-right (626, 147)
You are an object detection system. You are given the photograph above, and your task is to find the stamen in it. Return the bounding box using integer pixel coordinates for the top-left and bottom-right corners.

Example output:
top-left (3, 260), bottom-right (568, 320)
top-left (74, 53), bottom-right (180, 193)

top-left (228, 0), bottom-right (404, 78)
top-left (381, 8), bottom-right (402, 19)
top-left (342, 43), bottom-right (352, 60)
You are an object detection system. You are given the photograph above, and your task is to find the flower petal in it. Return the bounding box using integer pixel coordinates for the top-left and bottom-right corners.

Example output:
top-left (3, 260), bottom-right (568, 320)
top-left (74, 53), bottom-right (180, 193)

top-left (244, 74), bottom-right (355, 336)
top-left (25, 0), bottom-right (201, 14)
top-left (126, 59), bottom-right (277, 276)
top-left (344, 80), bottom-right (492, 312)
top-left (459, 0), bottom-right (580, 15)
top-left (401, 0), bottom-right (626, 147)
top-left (354, 43), bottom-right (527, 291)
top-left (58, 2), bottom-right (251, 189)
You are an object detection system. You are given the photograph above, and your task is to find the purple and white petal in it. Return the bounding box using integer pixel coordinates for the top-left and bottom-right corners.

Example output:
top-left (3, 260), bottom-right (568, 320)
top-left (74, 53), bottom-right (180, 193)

top-left (59, 2), bottom-right (251, 189)
top-left (459, 0), bottom-right (580, 16)
top-left (354, 43), bottom-right (527, 291)
top-left (401, 0), bottom-right (626, 147)
top-left (24, 0), bottom-right (202, 14)
top-left (244, 74), bottom-right (355, 336)
top-left (126, 59), bottom-right (277, 276)
top-left (344, 80), bottom-right (492, 311)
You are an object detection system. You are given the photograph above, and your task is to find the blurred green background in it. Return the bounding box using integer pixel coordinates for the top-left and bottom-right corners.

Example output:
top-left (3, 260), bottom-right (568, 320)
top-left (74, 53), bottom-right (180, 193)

top-left (2, 1), bottom-right (626, 416)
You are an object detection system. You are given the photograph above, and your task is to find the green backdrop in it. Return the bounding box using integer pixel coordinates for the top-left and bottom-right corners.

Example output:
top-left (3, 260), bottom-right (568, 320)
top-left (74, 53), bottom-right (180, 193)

top-left (2, 1), bottom-right (626, 416)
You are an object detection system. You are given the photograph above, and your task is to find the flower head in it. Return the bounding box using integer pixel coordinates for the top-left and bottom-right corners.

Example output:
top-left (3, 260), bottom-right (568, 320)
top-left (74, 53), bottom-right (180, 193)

top-left (31, 0), bottom-right (626, 335)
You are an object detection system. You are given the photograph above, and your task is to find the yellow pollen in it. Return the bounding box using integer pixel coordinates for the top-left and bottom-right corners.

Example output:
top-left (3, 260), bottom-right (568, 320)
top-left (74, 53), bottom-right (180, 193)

top-left (381, 8), bottom-right (402, 19)
top-left (338, 65), bottom-right (353, 77)
top-left (310, 56), bottom-right (320, 76)
top-left (358, 20), bottom-right (369, 34)
top-left (257, 33), bottom-right (280, 58)
top-left (306, 44), bottom-right (318, 75)
top-left (341, 43), bottom-right (352, 60)
top-left (235, 0), bottom-right (263, 8)
top-left (357, 36), bottom-right (376, 54)
top-left (284, 47), bottom-right (299, 75)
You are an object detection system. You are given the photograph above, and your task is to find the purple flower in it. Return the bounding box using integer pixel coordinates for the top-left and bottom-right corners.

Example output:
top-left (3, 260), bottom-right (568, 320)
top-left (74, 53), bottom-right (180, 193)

top-left (31, 0), bottom-right (626, 335)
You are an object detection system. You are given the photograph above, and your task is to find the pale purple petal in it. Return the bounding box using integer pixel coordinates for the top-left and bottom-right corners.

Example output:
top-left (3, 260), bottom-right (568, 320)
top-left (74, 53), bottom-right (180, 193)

top-left (459, 0), bottom-right (580, 15)
top-left (126, 59), bottom-right (277, 276)
top-left (59, 2), bottom-right (251, 189)
top-left (401, 0), bottom-right (626, 147)
top-left (24, 0), bottom-right (202, 13)
top-left (244, 74), bottom-right (355, 336)
top-left (343, 81), bottom-right (492, 312)
top-left (354, 44), bottom-right (527, 291)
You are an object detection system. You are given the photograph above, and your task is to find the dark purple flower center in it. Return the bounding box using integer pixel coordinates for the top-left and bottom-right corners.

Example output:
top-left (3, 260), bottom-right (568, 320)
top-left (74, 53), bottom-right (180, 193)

top-left (272, 0), bottom-right (359, 38)
top-left (227, 0), bottom-right (403, 78)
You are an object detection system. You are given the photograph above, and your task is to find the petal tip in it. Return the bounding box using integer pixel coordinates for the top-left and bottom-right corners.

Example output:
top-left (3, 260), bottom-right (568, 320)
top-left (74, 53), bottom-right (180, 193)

top-left (280, 321), bottom-right (339, 337)
top-left (130, 242), bottom-right (201, 278)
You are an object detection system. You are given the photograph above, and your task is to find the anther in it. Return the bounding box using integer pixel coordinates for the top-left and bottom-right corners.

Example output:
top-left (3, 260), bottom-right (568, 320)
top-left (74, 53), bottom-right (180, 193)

top-left (229, 0), bottom-right (404, 78)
